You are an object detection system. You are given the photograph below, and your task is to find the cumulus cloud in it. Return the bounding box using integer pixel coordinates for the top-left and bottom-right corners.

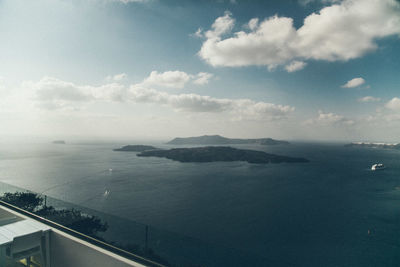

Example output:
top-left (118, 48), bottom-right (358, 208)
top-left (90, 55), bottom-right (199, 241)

top-left (198, 0), bottom-right (400, 71)
top-left (341, 77), bottom-right (365, 88)
top-left (31, 77), bottom-right (93, 102)
top-left (106, 73), bottom-right (127, 82)
top-left (386, 97), bottom-right (400, 111)
top-left (205, 11), bottom-right (235, 39)
top-left (193, 72), bottom-right (214, 85)
top-left (358, 96), bottom-right (380, 102)
top-left (200, 13), bottom-right (296, 68)
top-left (247, 18), bottom-right (259, 31)
top-left (26, 77), bottom-right (126, 110)
top-left (128, 85), bottom-right (294, 120)
top-left (142, 71), bottom-right (191, 89)
top-left (25, 76), bottom-right (293, 121)
top-left (141, 70), bottom-right (214, 88)
top-left (285, 61), bottom-right (307, 72)
top-left (306, 111), bottom-right (355, 126)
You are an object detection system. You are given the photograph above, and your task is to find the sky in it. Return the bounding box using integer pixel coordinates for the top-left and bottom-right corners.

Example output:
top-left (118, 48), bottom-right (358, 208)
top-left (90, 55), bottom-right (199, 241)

top-left (0, 0), bottom-right (400, 141)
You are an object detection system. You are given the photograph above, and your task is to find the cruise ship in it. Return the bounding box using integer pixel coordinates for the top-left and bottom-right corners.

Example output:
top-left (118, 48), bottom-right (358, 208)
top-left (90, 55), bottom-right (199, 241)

top-left (371, 163), bottom-right (385, 171)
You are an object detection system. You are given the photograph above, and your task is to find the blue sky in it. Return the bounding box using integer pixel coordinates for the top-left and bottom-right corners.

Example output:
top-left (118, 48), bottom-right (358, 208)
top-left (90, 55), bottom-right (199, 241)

top-left (1, 0), bottom-right (400, 141)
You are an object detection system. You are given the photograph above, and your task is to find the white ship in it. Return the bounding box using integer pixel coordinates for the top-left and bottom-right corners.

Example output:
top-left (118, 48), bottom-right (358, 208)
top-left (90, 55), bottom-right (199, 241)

top-left (371, 163), bottom-right (385, 171)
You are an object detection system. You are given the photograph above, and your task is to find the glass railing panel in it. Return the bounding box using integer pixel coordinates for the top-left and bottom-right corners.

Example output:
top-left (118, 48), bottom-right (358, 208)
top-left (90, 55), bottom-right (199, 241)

top-left (0, 181), bottom-right (275, 266)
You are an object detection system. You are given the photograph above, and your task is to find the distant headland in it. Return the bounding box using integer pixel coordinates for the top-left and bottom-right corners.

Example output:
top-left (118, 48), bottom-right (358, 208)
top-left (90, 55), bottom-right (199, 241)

top-left (137, 146), bottom-right (308, 164)
top-left (166, 135), bottom-right (289, 145)
top-left (113, 145), bottom-right (158, 152)
top-left (52, 140), bottom-right (66, 144)
top-left (345, 142), bottom-right (400, 149)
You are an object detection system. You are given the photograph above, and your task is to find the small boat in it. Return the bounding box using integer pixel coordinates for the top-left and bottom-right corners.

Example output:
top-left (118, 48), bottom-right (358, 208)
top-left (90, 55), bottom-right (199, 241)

top-left (104, 190), bottom-right (110, 197)
top-left (371, 163), bottom-right (385, 171)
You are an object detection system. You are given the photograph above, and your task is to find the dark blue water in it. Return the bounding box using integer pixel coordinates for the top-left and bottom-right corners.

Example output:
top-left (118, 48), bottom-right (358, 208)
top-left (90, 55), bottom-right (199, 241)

top-left (1, 141), bottom-right (400, 266)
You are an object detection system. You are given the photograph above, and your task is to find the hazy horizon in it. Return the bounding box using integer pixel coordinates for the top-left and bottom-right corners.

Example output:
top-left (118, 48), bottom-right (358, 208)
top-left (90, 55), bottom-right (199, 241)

top-left (1, 133), bottom-right (398, 145)
top-left (1, 0), bottom-right (400, 141)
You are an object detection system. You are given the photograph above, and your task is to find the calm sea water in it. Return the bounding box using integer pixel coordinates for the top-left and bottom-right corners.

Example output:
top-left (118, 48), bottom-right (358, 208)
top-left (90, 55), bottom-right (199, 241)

top-left (1, 141), bottom-right (400, 266)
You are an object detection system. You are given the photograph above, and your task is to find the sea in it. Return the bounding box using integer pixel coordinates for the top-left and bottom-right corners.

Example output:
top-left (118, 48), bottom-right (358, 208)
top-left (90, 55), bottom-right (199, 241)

top-left (1, 141), bottom-right (400, 266)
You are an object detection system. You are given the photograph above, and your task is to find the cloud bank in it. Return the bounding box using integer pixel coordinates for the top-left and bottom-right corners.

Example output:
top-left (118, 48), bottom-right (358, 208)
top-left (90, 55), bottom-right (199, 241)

top-left (306, 111), bottom-right (355, 126)
top-left (26, 75), bottom-right (294, 121)
top-left (198, 0), bottom-right (400, 71)
top-left (25, 77), bottom-right (126, 110)
top-left (129, 85), bottom-right (294, 120)
top-left (342, 77), bottom-right (365, 88)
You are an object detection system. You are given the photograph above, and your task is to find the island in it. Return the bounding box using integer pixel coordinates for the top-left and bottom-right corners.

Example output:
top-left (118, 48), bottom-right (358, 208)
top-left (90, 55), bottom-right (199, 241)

top-left (52, 140), bottom-right (66, 144)
top-left (166, 135), bottom-right (289, 145)
top-left (345, 142), bottom-right (400, 149)
top-left (113, 145), bottom-right (158, 152)
top-left (137, 146), bottom-right (308, 164)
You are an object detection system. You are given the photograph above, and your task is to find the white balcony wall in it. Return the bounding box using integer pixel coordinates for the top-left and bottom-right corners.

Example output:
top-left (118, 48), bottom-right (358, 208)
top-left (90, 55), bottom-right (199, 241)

top-left (49, 229), bottom-right (146, 267)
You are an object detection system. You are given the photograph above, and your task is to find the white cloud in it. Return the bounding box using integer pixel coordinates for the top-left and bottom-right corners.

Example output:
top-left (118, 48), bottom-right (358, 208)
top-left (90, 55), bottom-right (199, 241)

top-left (128, 85), bottom-right (294, 120)
top-left (198, 0), bottom-right (400, 71)
top-left (205, 11), bottom-right (235, 39)
top-left (28, 71), bottom-right (215, 111)
top-left (386, 97), bottom-right (400, 111)
top-left (341, 77), bottom-right (365, 88)
top-left (193, 28), bottom-right (203, 38)
top-left (247, 18), bottom-right (259, 31)
top-left (141, 70), bottom-right (214, 88)
top-left (25, 76), bottom-right (292, 121)
top-left (193, 72), bottom-right (214, 85)
top-left (106, 73), bottom-right (127, 82)
top-left (364, 102), bottom-right (400, 124)
top-left (26, 77), bottom-right (126, 110)
top-left (285, 61), bottom-right (307, 72)
top-left (306, 111), bottom-right (354, 126)
top-left (358, 96), bottom-right (380, 102)
top-left (231, 99), bottom-right (295, 121)
top-left (142, 71), bottom-right (191, 89)
top-left (91, 83), bottom-right (126, 102)
top-left (31, 77), bottom-right (93, 102)
top-left (200, 14), bottom-right (296, 68)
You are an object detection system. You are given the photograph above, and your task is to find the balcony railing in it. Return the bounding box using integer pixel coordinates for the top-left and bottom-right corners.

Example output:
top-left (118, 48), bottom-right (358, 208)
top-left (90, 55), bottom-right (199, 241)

top-left (0, 181), bottom-right (278, 267)
top-left (0, 199), bottom-right (164, 267)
